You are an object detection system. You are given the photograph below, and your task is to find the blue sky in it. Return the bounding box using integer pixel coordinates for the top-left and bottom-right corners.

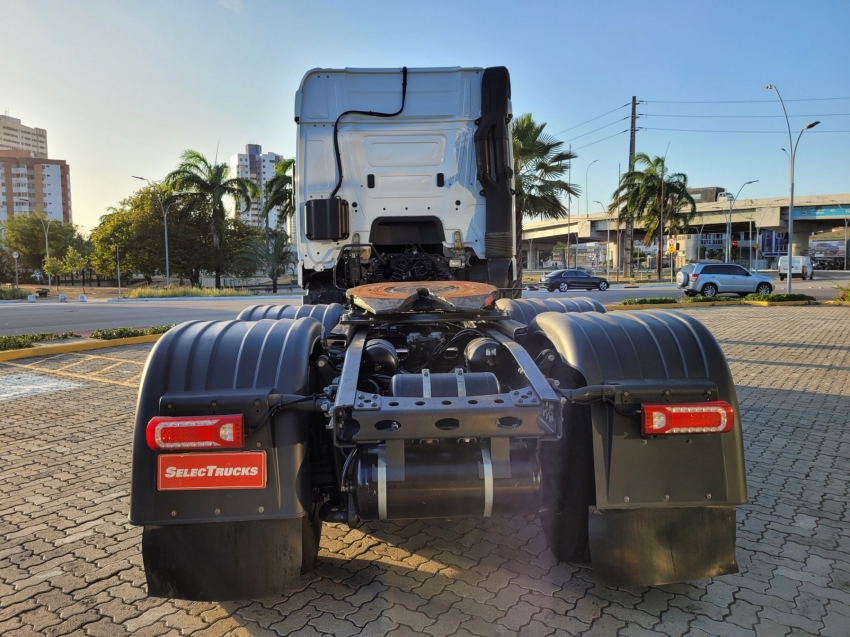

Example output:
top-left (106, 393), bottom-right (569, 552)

top-left (3, 0), bottom-right (849, 231)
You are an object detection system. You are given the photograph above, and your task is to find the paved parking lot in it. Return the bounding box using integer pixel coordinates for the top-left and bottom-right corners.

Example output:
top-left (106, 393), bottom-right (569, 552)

top-left (1, 306), bottom-right (849, 636)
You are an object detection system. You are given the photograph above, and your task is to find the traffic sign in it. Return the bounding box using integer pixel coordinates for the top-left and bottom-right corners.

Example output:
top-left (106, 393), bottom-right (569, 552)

top-left (12, 251), bottom-right (19, 259)
top-left (667, 246), bottom-right (675, 254)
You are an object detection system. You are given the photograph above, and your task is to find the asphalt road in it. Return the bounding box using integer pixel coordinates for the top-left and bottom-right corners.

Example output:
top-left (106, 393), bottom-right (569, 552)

top-left (1, 272), bottom-right (847, 336)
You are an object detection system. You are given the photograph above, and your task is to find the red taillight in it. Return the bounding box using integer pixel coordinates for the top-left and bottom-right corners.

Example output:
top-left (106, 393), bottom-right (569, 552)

top-left (691, 273), bottom-right (699, 280)
top-left (146, 415), bottom-right (244, 450)
top-left (641, 401), bottom-right (734, 435)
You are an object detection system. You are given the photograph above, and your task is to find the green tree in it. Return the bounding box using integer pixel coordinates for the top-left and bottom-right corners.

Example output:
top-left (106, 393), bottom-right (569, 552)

top-left (166, 150), bottom-right (259, 287)
top-left (552, 241), bottom-right (569, 268)
top-left (63, 246), bottom-right (88, 292)
top-left (1, 212), bottom-right (80, 274)
top-left (261, 158), bottom-right (295, 228)
top-left (512, 114), bottom-right (579, 285)
top-left (43, 256), bottom-right (66, 289)
top-left (233, 227), bottom-right (297, 293)
top-left (609, 153), bottom-right (696, 279)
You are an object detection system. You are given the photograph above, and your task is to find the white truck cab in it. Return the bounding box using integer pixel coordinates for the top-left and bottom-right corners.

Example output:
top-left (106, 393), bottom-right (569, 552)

top-left (293, 66), bottom-right (516, 303)
top-left (778, 256), bottom-right (813, 281)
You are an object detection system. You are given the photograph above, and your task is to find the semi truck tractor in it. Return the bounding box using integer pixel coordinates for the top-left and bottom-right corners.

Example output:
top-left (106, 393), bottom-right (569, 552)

top-left (130, 66), bottom-right (747, 601)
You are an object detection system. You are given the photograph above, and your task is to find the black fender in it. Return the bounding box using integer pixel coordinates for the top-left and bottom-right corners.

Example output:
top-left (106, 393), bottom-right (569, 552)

top-left (495, 296), bottom-right (605, 325)
top-left (130, 317), bottom-right (323, 600)
top-left (237, 303), bottom-right (343, 335)
top-left (527, 309), bottom-right (747, 586)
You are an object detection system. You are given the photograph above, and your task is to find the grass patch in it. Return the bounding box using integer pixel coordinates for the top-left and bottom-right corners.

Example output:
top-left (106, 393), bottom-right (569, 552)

top-left (0, 332), bottom-right (80, 352)
top-left (0, 288), bottom-right (29, 301)
top-left (743, 293), bottom-right (815, 302)
top-left (121, 286), bottom-right (251, 299)
top-left (90, 325), bottom-right (173, 340)
top-left (620, 297), bottom-right (677, 305)
top-left (679, 295), bottom-right (717, 303)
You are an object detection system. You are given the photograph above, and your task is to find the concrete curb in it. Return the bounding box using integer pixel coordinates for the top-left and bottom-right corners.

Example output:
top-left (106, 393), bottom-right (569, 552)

top-left (0, 334), bottom-right (163, 362)
top-left (107, 294), bottom-right (302, 303)
top-left (0, 299), bottom-right (24, 304)
top-left (605, 300), bottom-right (820, 311)
top-left (822, 300), bottom-right (850, 306)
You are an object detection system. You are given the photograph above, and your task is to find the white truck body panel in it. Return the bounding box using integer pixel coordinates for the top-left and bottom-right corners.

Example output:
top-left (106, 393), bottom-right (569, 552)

top-left (294, 67), bottom-right (513, 282)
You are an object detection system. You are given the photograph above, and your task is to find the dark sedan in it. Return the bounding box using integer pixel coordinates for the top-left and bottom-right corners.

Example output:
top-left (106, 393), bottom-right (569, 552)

top-left (540, 269), bottom-right (610, 292)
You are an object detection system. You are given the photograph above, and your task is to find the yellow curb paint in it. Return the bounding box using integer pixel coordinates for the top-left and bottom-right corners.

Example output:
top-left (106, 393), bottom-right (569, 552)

top-left (0, 334), bottom-right (162, 362)
top-left (741, 300), bottom-right (812, 307)
top-left (605, 303), bottom-right (683, 311)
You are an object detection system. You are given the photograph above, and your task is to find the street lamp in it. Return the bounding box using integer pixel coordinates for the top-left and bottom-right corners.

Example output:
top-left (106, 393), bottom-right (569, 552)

top-left (725, 180), bottom-right (758, 263)
top-left (133, 176), bottom-right (173, 287)
top-left (594, 200), bottom-right (610, 277)
top-left (585, 160), bottom-right (598, 216)
top-left (17, 197), bottom-right (58, 288)
top-left (765, 84), bottom-right (820, 292)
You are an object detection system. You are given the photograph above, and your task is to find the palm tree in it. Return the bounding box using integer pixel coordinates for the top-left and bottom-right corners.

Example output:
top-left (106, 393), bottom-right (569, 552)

top-left (609, 153), bottom-right (696, 279)
top-left (166, 150), bottom-right (259, 288)
top-left (512, 114), bottom-right (579, 285)
top-left (233, 227), bottom-right (297, 294)
top-left (261, 158), bottom-right (295, 228)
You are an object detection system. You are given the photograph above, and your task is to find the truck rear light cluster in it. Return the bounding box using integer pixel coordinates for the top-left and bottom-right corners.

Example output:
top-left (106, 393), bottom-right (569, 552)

top-left (146, 415), bottom-right (245, 450)
top-left (641, 401), bottom-right (734, 435)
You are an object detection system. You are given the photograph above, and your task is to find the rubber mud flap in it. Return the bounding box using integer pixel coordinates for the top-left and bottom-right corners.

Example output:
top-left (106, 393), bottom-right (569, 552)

top-left (588, 506), bottom-right (738, 587)
top-left (143, 519), bottom-right (302, 601)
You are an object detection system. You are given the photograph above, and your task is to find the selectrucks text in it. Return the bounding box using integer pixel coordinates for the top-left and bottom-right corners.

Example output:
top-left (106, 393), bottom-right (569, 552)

top-left (129, 66), bottom-right (748, 601)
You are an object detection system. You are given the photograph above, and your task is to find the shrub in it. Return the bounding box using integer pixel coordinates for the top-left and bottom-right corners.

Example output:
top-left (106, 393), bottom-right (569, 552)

top-left (0, 288), bottom-right (29, 301)
top-left (0, 332), bottom-right (80, 352)
top-left (620, 297), bottom-right (677, 305)
top-left (744, 293), bottom-right (815, 302)
top-left (835, 282), bottom-right (850, 302)
top-left (679, 295), bottom-right (719, 303)
top-left (121, 286), bottom-right (250, 299)
top-left (90, 325), bottom-right (173, 340)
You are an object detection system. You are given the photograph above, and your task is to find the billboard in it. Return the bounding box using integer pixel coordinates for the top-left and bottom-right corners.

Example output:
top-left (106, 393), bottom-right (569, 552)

top-left (793, 206), bottom-right (849, 220)
top-left (810, 239), bottom-right (847, 258)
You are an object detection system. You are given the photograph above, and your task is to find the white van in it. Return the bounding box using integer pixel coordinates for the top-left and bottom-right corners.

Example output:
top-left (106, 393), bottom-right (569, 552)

top-left (778, 256), bottom-right (814, 280)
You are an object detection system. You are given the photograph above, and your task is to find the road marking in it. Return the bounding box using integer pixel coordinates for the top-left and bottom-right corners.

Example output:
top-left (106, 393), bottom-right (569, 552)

top-left (0, 352), bottom-right (146, 388)
top-left (0, 373), bottom-right (82, 401)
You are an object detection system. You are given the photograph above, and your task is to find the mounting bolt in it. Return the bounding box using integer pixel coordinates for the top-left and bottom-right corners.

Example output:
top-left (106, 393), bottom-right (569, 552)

top-left (554, 380), bottom-right (561, 387)
top-left (358, 393), bottom-right (364, 399)
top-left (211, 400), bottom-right (218, 408)
top-left (623, 496), bottom-right (630, 503)
top-left (642, 440), bottom-right (648, 445)
top-left (372, 394), bottom-right (378, 399)
top-left (517, 399), bottom-right (523, 404)
top-left (256, 442), bottom-right (262, 448)
top-left (254, 399), bottom-right (261, 406)
top-left (167, 402), bottom-right (174, 409)
top-left (318, 359), bottom-right (326, 367)
top-left (258, 506), bottom-right (265, 513)
top-left (547, 354), bottom-right (555, 361)
top-left (214, 508), bottom-right (221, 515)
top-left (513, 390), bottom-right (519, 395)
top-left (357, 402), bottom-right (364, 408)
top-left (623, 391), bottom-right (629, 397)
top-left (664, 494), bottom-right (670, 501)
top-left (705, 493), bottom-right (712, 500)
top-left (171, 510), bottom-right (177, 517)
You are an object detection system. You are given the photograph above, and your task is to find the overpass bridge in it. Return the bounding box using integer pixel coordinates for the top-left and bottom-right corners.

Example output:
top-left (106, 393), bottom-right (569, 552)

top-left (522, 193), bottom-right (850, 267)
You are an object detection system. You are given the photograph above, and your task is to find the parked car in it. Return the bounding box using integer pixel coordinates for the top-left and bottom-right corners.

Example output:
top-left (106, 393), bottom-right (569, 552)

top-left (778, 256), bottom-right (814, 280)
top-left (676, 263), bottom-right (773, 298)
top-left (540, 269), bottom-right (610, 292)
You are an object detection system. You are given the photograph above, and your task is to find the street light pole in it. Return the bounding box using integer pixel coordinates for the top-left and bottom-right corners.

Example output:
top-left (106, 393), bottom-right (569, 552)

top-left (765, 84), bottom-right (820, 293)
top-left (17, 197), bottom-right (56, 287)
top-left (585, 160), bottom-right (598, 216)
top-left (725, 180), bottom-right (758, 263)
top-left (133, 176), bottom-right (173, 287)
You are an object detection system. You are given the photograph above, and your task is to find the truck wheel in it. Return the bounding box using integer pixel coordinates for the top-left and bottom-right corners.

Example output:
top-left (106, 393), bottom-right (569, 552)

top-left (559, 282), bottom-right (569, 292)
top-left (539, 365), bottom-right (595, 563)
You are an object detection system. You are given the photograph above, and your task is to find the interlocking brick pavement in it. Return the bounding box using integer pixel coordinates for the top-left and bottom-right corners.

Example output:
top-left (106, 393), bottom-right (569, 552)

top-left (1, 308), bottom-right (849, 636)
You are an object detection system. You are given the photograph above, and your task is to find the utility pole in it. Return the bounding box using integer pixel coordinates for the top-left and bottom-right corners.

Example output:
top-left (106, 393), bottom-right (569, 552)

top-left (623, 96), bottom-right (637, 277)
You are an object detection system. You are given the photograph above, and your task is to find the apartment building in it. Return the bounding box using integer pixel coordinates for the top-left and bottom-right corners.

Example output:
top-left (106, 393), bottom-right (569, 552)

top-left (1, 115), bottom-right (48, 157)
top-left (0, 149), bottom-right (73, 223)
top-left (229, 144), bottom-right (293, 229)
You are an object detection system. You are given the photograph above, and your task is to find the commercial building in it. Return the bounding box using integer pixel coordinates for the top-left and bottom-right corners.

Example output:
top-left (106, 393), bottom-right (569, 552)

top-left (0, 149), bottom-right (72, 223)
top-left (1, 114), bottom-right (48, 157)
top-left (229, 144), bottom-right (290, 229)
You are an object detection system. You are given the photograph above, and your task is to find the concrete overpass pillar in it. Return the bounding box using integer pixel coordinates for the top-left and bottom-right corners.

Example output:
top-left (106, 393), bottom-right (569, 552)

top-left (608, 242), bottom-right (619, 269)
top-left (791, 232), bottom-right (810, 256)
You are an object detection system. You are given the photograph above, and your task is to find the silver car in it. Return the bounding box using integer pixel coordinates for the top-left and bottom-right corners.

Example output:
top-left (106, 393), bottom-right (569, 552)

top-left (676, 263), bottom-right (773, 297)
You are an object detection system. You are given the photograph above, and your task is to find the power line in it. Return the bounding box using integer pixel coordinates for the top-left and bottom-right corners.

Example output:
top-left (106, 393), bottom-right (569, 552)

top-left (642, 126), bottom-right (850, 133)
top-left (563, 117), bottom-right (629, 143)
top-left (642, 113), bottom-right (850, 118)
top-left (572, 129), bottom-right (629, 151)
top-left (551, 103), bottom-right (630, 137)
top-left (644, 97), bottom-right (850, 104)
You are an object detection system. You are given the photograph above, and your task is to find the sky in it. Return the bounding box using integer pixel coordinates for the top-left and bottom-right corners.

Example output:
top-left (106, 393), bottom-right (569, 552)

top-left (2, 0), bottom-right (849, 233)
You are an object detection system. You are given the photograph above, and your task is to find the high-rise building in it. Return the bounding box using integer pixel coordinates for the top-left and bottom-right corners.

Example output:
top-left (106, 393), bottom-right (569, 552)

top-left (229, 144), bottom-right (290, 228)
top-left (0, 114), bottom-right (48, 157)
top-left (0, 150), bottom-right (73, 223)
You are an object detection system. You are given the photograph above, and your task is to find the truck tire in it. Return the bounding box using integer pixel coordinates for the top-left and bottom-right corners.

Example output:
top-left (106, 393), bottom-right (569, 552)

top-left (131, 317), bottom-right (325, 600)
top-left (526, 310), bottom-right (746, 586)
